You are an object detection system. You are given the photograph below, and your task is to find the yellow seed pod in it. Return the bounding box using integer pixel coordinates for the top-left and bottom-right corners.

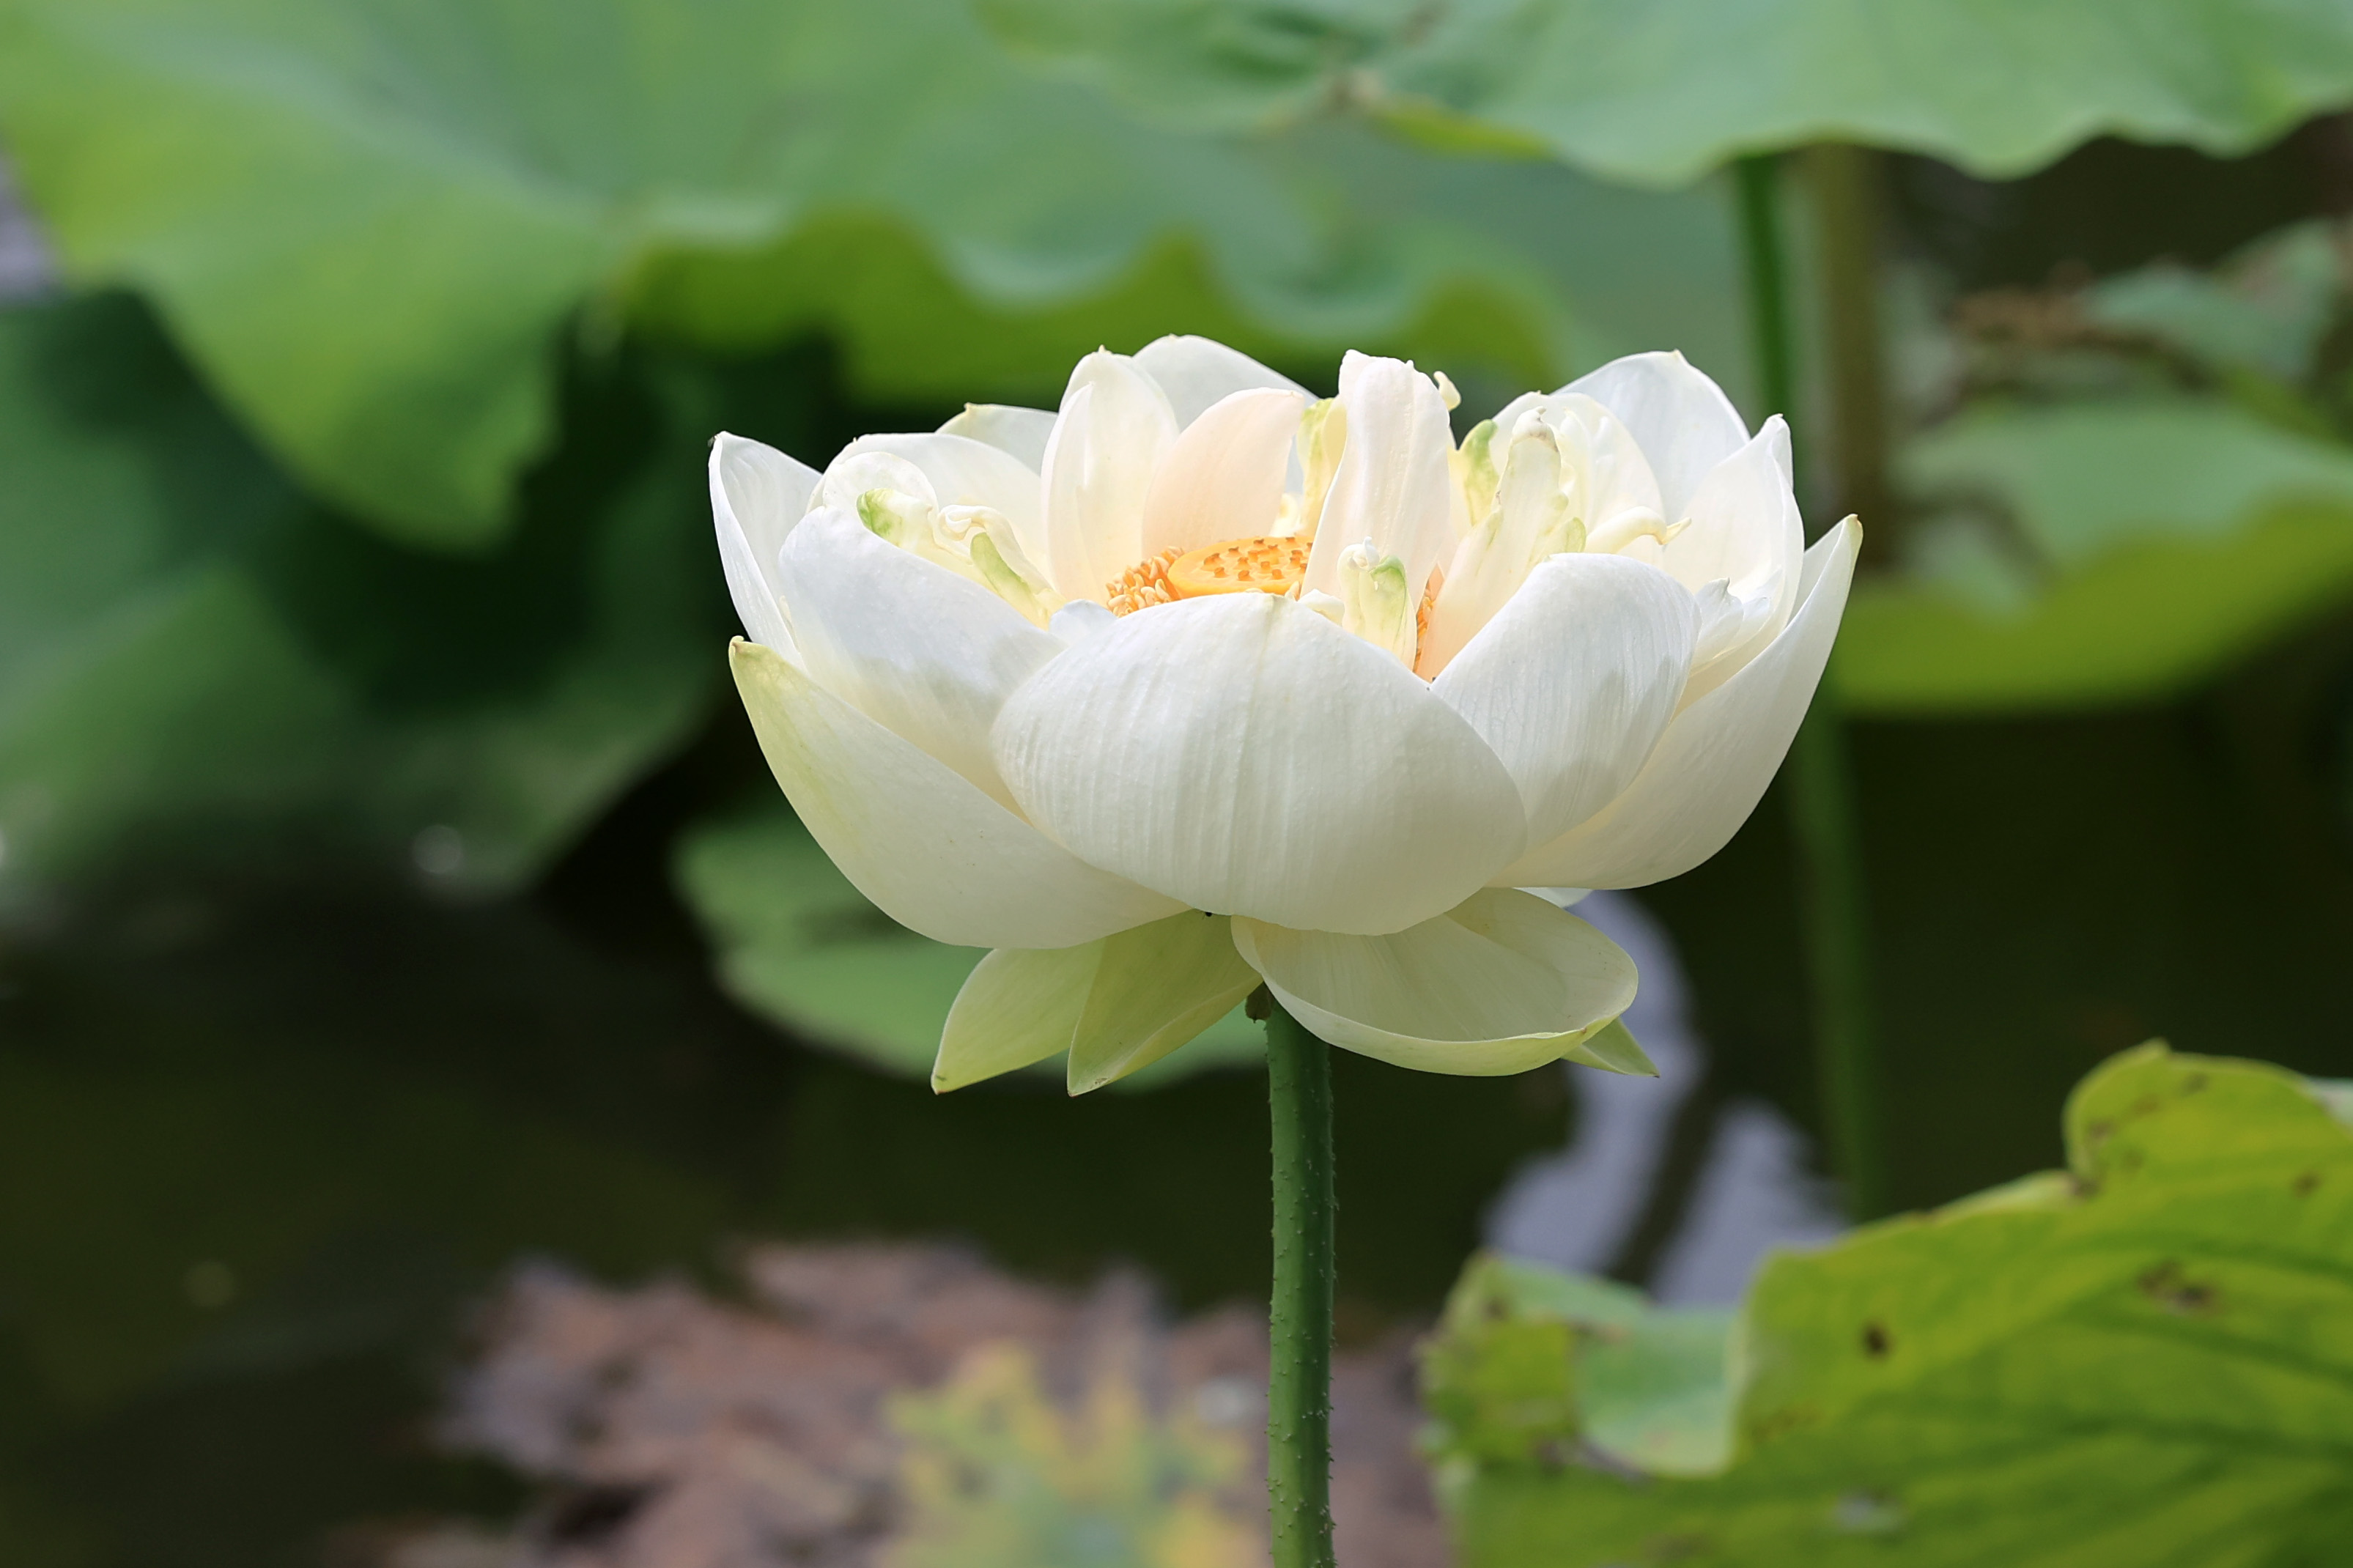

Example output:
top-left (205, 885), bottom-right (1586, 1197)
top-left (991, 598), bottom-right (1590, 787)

top-left (1163, 536), bottom-right (1312, 600)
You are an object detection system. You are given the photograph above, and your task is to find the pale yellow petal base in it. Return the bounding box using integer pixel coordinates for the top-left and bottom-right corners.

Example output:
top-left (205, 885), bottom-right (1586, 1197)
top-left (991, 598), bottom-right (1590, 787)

top-left (934, 910), bottom-right (1259, 1095)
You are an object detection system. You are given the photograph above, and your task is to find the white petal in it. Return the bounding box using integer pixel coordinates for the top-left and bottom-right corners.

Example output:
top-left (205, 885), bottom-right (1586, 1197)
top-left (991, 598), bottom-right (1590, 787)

top-left (1432, 553), bottom-right (1698, 848)
top-left (1231, 890), bottom-right (1645, 1076)
top-left (1068, 911), bottom-right (1260, 1094)
top-left (1683, 580), bottom-right (1778, 705)
top-left (934, 942), bottom-right (1101, 1092)
top-left (1497, 519), bottom-right (1861, 890)
top-left (1134, 334), bottom-right (1309, 428)
top-left (1549, 393), bottom-right (1665, 536)
top-left (938, 403), bottom-right (1056, 471)
top-left (1041, 353), bottom-right (1180, 602)
top-left (711, 432), bottom-right (819, 656)
top-left (1139, 387), bottom-right (1310, 558)
top-left (1487, 389), bottom-right (1545, 432)
top-left (775, 509), bottom-right (1065, 805)
top-left (992, 591), bottom-right (1525, 936)
top-left (821, 432), bottom-right (1047, 569)
top-left (1303, 352), bottom-right (1457, 607)
top-left (1564, 352), bottom-right (1751, 522)
top-left (1049, 599), bottom-right (1116, 644)
top-left (731, 639), bottom-right (1184, 949)
top-left (1659, 418), bottom-right (1803, 643)
top-left (1419, 417), bottom-right (1574, 678)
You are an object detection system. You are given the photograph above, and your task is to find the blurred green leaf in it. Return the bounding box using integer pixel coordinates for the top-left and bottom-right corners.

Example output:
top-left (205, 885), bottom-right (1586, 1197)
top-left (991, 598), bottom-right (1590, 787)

top-left (986, 0), bottom-right (2353, 185)
top-left (1839, 400), bottom-right (2353, 713)
top-left (0, 291), bottom-right (714, 900)
top-left (1422, 1255), bottom-right (1732, 1481)
top-left (1441, 1045), bottom-right (2353, 1566)
top-left (0, 0), bottom-right (1750, 547)
top-left (673, 801), bottom-right (1267, 1087)
top-left (1910, 400), bottom-right (2353, 567)
top-left (632, 131), bottom-right (1757, 415)
top-left (2085, 221), bottom-right (2349, 386)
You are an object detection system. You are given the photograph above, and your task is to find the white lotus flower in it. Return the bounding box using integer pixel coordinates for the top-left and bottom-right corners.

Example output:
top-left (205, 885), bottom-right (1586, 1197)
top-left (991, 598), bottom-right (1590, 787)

top-left (710, 337), bottom-right (1858, 1093)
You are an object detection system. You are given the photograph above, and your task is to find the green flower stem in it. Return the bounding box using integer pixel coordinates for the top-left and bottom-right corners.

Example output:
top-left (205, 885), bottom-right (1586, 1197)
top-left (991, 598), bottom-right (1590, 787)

top-left (1264, 995), bottom-right (1336, 1568)
top-left (1733, 152), bottom-right (1891, 1221)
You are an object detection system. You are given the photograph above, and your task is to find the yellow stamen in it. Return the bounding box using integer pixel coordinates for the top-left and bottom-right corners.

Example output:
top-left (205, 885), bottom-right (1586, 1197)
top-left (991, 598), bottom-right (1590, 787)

top-left (1106, 546), bottom-right (1181, 615)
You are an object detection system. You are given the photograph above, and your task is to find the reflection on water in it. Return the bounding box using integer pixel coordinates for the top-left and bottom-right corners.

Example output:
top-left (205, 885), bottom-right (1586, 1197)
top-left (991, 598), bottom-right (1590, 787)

top-left (399, 1243), bottom-right (1435, 1568)
top-left (0, 159), bottom-right (55, 301)
top-left (1485, 892), bottom-right (1844, 1305)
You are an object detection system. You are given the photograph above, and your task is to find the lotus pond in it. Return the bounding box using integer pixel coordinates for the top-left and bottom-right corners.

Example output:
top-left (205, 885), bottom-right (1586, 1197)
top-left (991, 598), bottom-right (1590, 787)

top-left (4, 4), bottom-right (2353, 1564)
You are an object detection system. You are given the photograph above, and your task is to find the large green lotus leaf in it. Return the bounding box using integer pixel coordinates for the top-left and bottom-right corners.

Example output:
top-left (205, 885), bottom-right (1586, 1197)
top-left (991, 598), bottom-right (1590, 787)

top-left (631, 122), bottom-right (1755, 413)
top-left (673, 802), bottom-right (1268, 1088)
top-left (1837, 402), bottom-right (2353, 714)
top-left (0, 0), bottom-right (1749, 550)
top-left (0, 290), bottom-right (712, 901)
top-left (986, 0), bottom-right (2353, 185)
top-left (1436, 1044), bottom-right (2353, 1566)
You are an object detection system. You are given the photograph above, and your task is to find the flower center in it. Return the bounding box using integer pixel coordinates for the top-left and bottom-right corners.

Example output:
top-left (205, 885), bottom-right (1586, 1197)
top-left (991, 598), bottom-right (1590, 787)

top-left (1105, 536), bottom-right (1311, 615)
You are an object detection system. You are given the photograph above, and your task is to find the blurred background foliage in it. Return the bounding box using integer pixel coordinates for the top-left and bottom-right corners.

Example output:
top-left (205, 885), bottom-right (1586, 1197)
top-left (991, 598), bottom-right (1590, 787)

top-left (2, 1), bottom-right (2353, 1563)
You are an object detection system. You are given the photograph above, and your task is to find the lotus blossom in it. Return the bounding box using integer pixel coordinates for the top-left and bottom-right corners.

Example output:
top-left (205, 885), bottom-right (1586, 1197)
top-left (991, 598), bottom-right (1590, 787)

top-left (711, 337), bottom-right (1858, 1093)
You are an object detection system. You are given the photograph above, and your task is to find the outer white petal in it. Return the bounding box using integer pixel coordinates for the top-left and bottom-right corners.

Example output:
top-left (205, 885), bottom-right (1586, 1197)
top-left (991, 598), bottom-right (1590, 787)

top-left (992, 591), bottom-right (1525, 936)
top-left (1497, 519), bottom-right (1861, 890)
top-left (1304, 352), bottom-right (1456, 604)
top-left (1049, 599), bottom-right (1115, 644)
top-left (1134, 334), bottom-right (1309, 428)
top-left (1432, 553), bottom-right (1698, 848)
top-left (1041, 353), bottom-right (1180, 602)
top-left (1565, 351), bottom-right (1751, 522)
top-left (938, 404), bottom-right (1056, 471)
top-left (820, 432), bottom-right (1048, 569)
top-left (711, 432), bottom-right (819, 656)
top-left (775, 509), bottom-right (1064, 805)
top-left (934, 942), bottom-right (1101, 1092)
top-left (1659, 417), bottom-right (1804, 640)
top-left (1068, 911), bottom-right (1260, 1093)
top-left (1232, 890), bottom-right (1645, 1076)
top-left (731, 639), bottom-right (1183, 950)
top-left (1139, 387), bottom-right (1310, 558)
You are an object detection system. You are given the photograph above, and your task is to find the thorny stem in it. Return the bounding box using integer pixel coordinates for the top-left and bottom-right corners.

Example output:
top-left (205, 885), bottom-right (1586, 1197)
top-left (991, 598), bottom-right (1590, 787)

top-left (1733, 152), bottom-right (1891, 1222)
top-left (1262, 991), bottom-right (1337, 1568)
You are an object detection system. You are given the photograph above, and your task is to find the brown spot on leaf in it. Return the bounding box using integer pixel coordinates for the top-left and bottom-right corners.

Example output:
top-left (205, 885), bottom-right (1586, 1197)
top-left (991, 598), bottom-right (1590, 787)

top-left (2295, 1171), bottom-right (2323, 1197)
top-left (1748, 1404), bottom-right (1821, 1443)
top-left (2138, 1260), bottom-right (2220, 1315)
top-left (1861, 1322), bottom-right (1891, 1358)
top-left (2180, 1072), bottom-right (2208, 1094)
